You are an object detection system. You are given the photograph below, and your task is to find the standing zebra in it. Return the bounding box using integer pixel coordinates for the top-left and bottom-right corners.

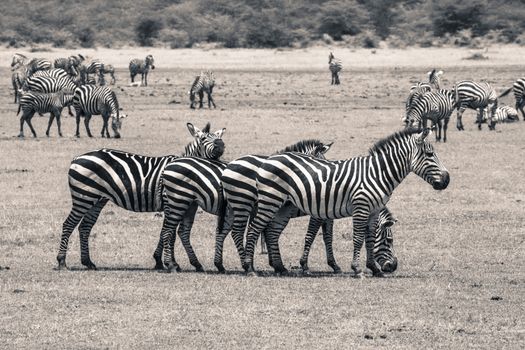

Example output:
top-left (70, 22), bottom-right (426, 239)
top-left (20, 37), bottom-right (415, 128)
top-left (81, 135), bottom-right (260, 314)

top-left (498, 78), bottom-right (525, 121)
top-left (403, 90), bottom-right (457, 142)
top-left (11, 53), bottom-right (28, 70)
top-left (17, 91), bottom-right (74, 138)
top-left (214, 139), bottom-right (340, 274)
top-left (25, 75), bottom-right (81, 116)
top-left (328, 52), bottom-right (342, 85)
top-left (189, 70), bottom-right (216, 109)
top-left (53, 56), bottom-right (81, 77)
top-left (129, 55), bottom-right (155, 86)
top-left (454, 80), bottom-right (498, 131)
top-left (84, 60), bottom-right (116, 85)
top-left (56, 123), bottom-right (226, 270)
top-left (73, 85), bottom-right (125, 138)
top-left (244, 128), bottom-right (450, 277)
top-left (405, 69), bottom-right (444, 113)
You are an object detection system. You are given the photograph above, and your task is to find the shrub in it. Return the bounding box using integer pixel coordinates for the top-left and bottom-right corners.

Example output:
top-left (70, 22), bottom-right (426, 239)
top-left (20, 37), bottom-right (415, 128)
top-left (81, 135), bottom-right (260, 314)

top-left (135, 18), bottom-right (164, 46)
top-left (77, 27), bottom-right (96, 48)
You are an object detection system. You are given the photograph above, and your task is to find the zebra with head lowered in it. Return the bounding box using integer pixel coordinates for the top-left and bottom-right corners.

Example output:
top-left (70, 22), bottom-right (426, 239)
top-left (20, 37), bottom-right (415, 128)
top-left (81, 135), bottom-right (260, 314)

top-left (25, 74), bottom-right (83, 117)
top-left (73, 85), bottom-right (126, 138)
top-left (56, 123), bottom-right (226, 270)
top-left (403, 90), bottom-right (457, 142)
top-left (189, 70), bottom-right (216, 109)
top-left (454, 80), bottom-right (498, 131)
top-left (129, 55), bottom-right (155, 86)
top-left (244, 128), bottom-right (450, 277)
top-left (405, 69), bottom-right (444, 114)
top-left (54, 55), bottom-right (84, 77)
top-left (478, 105), bottom-right (519, 127)
top-left (215, 140), bottom-right (399, 275)
top-left (17, 91), bottom-right (74, 138)
top-left (11, 55), bottom-right (53, 103)
top-left (328, 52), bottom-right (342, 85)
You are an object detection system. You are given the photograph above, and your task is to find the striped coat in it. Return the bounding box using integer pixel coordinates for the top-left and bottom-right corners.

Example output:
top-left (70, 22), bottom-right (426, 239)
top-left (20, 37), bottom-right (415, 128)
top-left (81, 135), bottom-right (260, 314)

top-left (129, 55), bottom-right (155, 86)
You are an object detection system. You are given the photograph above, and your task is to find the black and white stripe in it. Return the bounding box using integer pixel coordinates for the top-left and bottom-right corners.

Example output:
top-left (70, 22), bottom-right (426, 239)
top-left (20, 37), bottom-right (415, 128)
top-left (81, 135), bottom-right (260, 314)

top-left (17, 91), bottom-right (74, 138)
top-left (56, 123), bottom-right (226, 269)
top-left (328, 52), bottom-right (342, 85)
top-left (244, 128), bottom-right (450, 277)
top-left (73, 85), bottom-right (124, 138)
top-left (129, 55), bottom-right (155, 86)
top-left (189, 70), bottom-right (216, 109)
top-left (404, 90), bottom-right (456, 142)
top-left (499, 78), bottom-right (525, 121)
top-left (478, 105), bottom-right (519, 126)
top-left (405, 69), bottom-right (444, 114)
top-left (454, 80), bottom-right (498, 131)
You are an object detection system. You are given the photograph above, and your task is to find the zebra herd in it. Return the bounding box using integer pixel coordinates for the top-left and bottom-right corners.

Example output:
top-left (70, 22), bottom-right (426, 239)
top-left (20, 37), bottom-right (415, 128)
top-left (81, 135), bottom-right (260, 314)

top-left (10, 50), bottom-right (523, 277)
top-left (11, 53), bottom-right (219, 138)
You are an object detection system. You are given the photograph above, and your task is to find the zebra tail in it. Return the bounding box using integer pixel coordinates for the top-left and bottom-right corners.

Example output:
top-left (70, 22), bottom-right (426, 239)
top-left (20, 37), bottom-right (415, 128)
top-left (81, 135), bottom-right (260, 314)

top-left (498, 87), bottom-right (512, 98)
top-left (215, 188), bottom-right (229, 240)
top-left (17, 102), bottom-right (21, 115)
top-left (454, 84), bottom-right (460, 110)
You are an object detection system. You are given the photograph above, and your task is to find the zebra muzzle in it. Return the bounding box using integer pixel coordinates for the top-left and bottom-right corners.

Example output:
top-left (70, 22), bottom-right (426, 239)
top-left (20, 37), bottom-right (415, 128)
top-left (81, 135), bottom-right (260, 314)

top-left (432, 171), bottom-right (450, 190)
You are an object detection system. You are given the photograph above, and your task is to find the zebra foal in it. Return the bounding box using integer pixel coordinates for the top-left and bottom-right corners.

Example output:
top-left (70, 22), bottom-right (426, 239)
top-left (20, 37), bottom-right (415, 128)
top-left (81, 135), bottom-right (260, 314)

top-left (189, 70), bottom-right (216, 109)
top-left (129, 55), bottom-right (155, 86)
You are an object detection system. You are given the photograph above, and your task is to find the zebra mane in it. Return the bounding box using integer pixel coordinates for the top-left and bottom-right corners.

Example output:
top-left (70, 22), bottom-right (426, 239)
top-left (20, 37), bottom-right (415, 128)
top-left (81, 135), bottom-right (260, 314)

top-left (369, 128), bottom-right (422, 155)
top-left (276, 139), bottom-right (323, 154)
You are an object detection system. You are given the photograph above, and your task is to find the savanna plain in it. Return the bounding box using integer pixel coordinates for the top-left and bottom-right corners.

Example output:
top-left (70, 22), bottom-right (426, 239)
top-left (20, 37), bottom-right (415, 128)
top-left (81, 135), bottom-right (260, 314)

top-left (0, 47), bottom-right (524, 349)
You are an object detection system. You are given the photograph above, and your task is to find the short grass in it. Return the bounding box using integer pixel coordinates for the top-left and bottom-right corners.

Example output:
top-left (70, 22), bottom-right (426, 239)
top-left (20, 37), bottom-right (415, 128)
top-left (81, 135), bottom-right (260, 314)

top-left (0, 47), bottom-right (524, 349)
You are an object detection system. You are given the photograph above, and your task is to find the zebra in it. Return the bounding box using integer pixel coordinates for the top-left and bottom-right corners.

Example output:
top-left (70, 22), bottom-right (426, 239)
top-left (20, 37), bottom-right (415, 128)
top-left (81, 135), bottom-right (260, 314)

top-left (53, 57), bottom-right (80, 77)
top-left (189, 70), bottom-right (216, 109)
top-left (11, 53), bottom-right (28, 70)
top-left (25, 75), bottom-right (82, 116)
top-left (129, 55), bottom-right (155, 86)
top-left (11, 68), bottom-right (26, 103)
top-left (243, 128), bottom-right (450, 277)
top-left (31, 68), bottom-right (70, 80)
top-left (453, 80), bottom-right (498, 131)
top-left (56, 122), bottom-right (226, 270)
top-left (328, 52), bottom-right (342, 85)
top-left (403, 90), bottom-right (457, 142)
top-left (17, 91), bottom-right (74, 138)
top-left (84, 61), bottom-right (116, 85)
top-left (73, 85), bottom-right (125, 138)
top-left (214, 139), bottom-right (340, 274)
top-left (405, 69), bottom-right (444, 114)
top-left (477, 105), bottom-right (519, 127)
top-left (498, 78), bottom-right (525, 121)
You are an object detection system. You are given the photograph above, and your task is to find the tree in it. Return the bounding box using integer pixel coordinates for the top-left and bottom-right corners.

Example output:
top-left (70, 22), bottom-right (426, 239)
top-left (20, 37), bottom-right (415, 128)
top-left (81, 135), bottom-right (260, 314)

top-left (135, 18), bottom-right (164, 46)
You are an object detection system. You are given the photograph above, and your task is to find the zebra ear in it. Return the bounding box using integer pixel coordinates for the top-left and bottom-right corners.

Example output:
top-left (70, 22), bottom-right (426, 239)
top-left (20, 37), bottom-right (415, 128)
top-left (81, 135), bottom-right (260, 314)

top-left (187, 123), bottom-right (203, 138)
top-left (214, 128), bottom-right (226, 138)
top-left (319, 141), bottom-right (334, 154)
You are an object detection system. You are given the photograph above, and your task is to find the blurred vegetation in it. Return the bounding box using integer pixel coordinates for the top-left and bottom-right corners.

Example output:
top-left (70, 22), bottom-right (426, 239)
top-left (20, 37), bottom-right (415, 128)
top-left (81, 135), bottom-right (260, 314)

top-left (1, 0), bottom-right (525, 48)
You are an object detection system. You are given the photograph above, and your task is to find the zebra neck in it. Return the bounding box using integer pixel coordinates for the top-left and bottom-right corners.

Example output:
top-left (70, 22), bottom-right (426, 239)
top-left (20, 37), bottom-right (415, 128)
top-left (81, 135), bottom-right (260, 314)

top-left (182, 141), bottom-right (202, 157)
top-left (369, 145), bottom-right (411, 192)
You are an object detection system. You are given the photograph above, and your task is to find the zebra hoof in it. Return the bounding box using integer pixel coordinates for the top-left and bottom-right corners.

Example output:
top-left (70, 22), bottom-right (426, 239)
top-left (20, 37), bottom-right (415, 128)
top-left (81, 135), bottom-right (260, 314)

top-left (332, 266), bottom-right (342, 274)
top-left (214, 262), bottom-right (226, 274)
top-left (246, 271), bottom-right (257, 277)
top-left (153, 262), bottom-right (164, 270)
top-left (353, 272), bottom-right (365, 279)
top-left (82, 260), bottom-right (97, 270)
top-left (301, 269), bottom-right (312, 276)
top-left (195, 265), bottom-right (204, 273)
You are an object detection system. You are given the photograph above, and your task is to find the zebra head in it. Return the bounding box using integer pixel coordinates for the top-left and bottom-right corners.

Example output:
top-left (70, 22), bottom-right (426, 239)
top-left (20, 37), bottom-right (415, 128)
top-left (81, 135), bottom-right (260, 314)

top-left (373, 207), bottom-right (398, 273)
top-left (146, 55), bottom-right (155, 70)
top-left (328, 52), bottom-right (334, 63)
top-left (410, 128), bottom-right (450, 190)
top-left (11, 53), bottom-right (27, 70)
top-left (110, 113), bottom-right (127, 139)
top-left (185, 122), bottom-right (225, 159)
top-left (427, 69), bottom-right (443, 90)
top-left (279, 139), bottom-right (333, 159)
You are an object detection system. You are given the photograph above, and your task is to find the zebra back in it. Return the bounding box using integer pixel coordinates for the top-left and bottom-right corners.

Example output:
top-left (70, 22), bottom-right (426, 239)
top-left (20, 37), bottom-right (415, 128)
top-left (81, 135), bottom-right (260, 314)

top-left (25, 75), bottom-right (79, 93)
top-left (328, 52), bottom-right (342, 72)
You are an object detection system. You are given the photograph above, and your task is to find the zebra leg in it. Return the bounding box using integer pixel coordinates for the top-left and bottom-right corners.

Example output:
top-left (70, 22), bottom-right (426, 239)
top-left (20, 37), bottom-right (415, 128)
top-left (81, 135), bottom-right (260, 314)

top-left (130, 72), bottom-right (135, 83)
top-left (364, 219), bottom-right (384, 278)
top-left (67, 105), bottom-right (73, 117)
top-left (143, 72), bottom-right (147, 87)
top-left (78, 198), bottom-right (109, 270)
top-left (477, 107), bottom-right (483, 130)
top-left (208, 91), bottom-right (216, 109)
top-left (351, 214), bottom-right (383, 277)
top-left (226, 208), bottom-right (252, 272)
top-left (100, 113), bottom-right (109, 138)
top-left (18, 112), bottom-right (29, 138)
top-left (25, 112), bottom-right (37, 138)
top-left (190, 93), bottom-right (196, 109)
top-left (321, 219), bottom-right (341, 273)
top-left (84, 114), bottom-right (94, 138)
top-left (335, 73), bottom-right (340, 85)
top-left (177, 203), bottom-right (204, 272)
top-left (153, 213), bottom-right (181, 272)
top-left (264, 204), bottom-right (295, 274)
top-left (198, 91), bottom-right (204, 109)
top-left (435, 119), bottom-right (442, 142)
top-left (299, 217), bottom-right (322, 273)
top-left (57, 199), bottom-right (99, 269)
top-left (213, 207), bottom-right (235, 273)
top-left (75, 110), bottom-right (82, 137)
top-left (46, 112), bottom-right (56, 137)
top-left (160, 208), bottom-right (183, 272)
top-left (456, 107), bottom-right (465, 131)
top-left (56, 111), bottom-right (63, 137)
top-left (517, 100), bottom-right (525, 121)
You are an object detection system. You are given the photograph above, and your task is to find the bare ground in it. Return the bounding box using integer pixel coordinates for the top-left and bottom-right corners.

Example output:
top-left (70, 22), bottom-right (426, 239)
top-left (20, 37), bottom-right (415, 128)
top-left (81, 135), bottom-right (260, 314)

top-left (0, 47), bottom-right (524, 349)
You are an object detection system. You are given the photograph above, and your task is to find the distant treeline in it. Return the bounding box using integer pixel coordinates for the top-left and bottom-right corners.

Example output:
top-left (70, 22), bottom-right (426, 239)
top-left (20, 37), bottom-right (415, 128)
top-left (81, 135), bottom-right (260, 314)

top-left (1, 0), bottom-right (524, 49)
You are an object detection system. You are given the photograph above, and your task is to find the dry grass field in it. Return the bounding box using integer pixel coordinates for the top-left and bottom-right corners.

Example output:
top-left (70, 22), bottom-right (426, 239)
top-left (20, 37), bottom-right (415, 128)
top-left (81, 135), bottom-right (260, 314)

top-left (0, 47), bottom-right (524, 349)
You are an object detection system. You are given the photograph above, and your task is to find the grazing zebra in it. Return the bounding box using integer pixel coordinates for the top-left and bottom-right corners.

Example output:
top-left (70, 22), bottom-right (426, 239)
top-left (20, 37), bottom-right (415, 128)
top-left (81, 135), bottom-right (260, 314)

top-left (56, 123), bottom-right (226, 270)
top-left (11, 68), bottom-right (26, 103)
top-left (403, 90), bottom-right (457, 142)
top-left (214, 139), bottom-right (340, 274)
top-left (17, 91), bottom-right (74, 138)
top-left (405, 69), bottom-right (444, 113)
top-left (478, 105), bottom-right (519, 127)
top-left (129, 55), bottom-right (155, 86)
top-left (189, 70), bottom-right (216, 109)
top-left (498, 78), bottom-right (525, 121)
top-left (328, 52), bottom-right (342, 85)
top-left (73, 85), bottom-right (125, 138)
top-left (453, 80), bottom-right (498, 131)
top-left (25, 75), bottom-right (81, 116)
top-left (53, 57), bottom-right (80, 77)
top-left (244, 128), bottom-right (450, 277)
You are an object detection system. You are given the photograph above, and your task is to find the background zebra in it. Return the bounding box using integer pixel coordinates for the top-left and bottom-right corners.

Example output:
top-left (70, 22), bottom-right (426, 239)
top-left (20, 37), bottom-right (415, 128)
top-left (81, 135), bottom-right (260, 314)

top-left (244, 128), bottom-right (449, 277)
top-left (328, 52), bottom-right (342, 85)
top-left (405, 69), bottom-right (444, 113)
top-left (215, 139), bottom-right (338, 274)
top-left (189, 70), bottom-right (216, 109)
top-left (53, 56), bottom-right (81, 77)
top-left (17, 91), bottom-right (74, 138)
top-left (84, 60), bottom-right (116, 85)
top-left (73, 85), bottom-right (124, 138)
top-left (56, 123), bottom-right (226, 270)
top-left (403, 90), bottom-right (457, 142)
top-left (453, 80), bottom-right (498, 130)
top-left (499, 78), bottom-right (525, 121)
top-left (478, 105), bottom-right (519, 127)
top-left (129, 55), bottom-right (155, 86)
